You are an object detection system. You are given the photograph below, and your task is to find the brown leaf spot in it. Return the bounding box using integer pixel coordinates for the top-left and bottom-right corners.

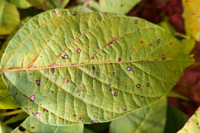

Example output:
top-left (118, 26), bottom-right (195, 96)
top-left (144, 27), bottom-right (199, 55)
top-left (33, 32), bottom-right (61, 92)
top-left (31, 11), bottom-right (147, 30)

top-left (150, 43), bottom-right (152, 46)
top-left (77, 48), bottom-right (81, 53)
top-left (136, 84), bottom-right (141, 88)
top-left (52, 91), bottom-right (54, 93)
top-left (109, 88), bottom-right (113, 92)
top-left (79, 117), bottom-right (82, 120)
top-left (51, 68), bottom-right (55, 74)
top-left (92, 66), bottom-right (96, 70)
top-left (118, 58), bottom-right (121, 61)
top-left (62, 55), bottom-right (68, 59)
top-left (78, 88), bottom-right (82, 93)
top-left (146, 83), bottom-right (150, 87)
top-left (157, 39), bottom-right (161, 43)
top-left (127, 66), bottom-right (131, 71)
top-left (134, 20), bottom-right (138, 24)
top-left (162, 55), bottom-right (165, 60)
top-left (73, 12), bottom-right (77, 16)
top-left (120, 4), bottom-right (123, 7)
top-left (196, 122), bottom-right (199, 125)
top-left (33, 112), bottom-right (41, 121)
top-left (113, 92), bottom-right (117, 97)
top-left (36, 80), bottom-right (40, 86)
top-left (31, 127), bottom-right (35, 129)
top-left (29, 95), bottom-right (35, 101)
top-left (123, 108), bottom-right (127, 112)
top-left (73, 114), bottom-right (76, 117)
top-left (43, 108), bottom-right (49, 112)
top-left (91, 120), bottom-right (99, 124)
top-left (66, 79), bottom-right (69, 83)
top-left (23, 94), bottom-right (27, 98)
top-left (15, 92), bottom-right (18, 96)
top-left (107, 37), bottom-right (115, 46)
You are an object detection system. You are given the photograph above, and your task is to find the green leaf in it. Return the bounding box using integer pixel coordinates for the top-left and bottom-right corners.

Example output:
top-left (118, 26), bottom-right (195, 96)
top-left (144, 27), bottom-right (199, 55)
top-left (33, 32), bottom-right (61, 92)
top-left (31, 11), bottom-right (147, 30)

top-left (1, 9), bottom-right (194, 125)
top-left (86, 0), bottom-right (141, 14)
top-left (166, 90), bottom-right (189, 101)
top-left (164, 103), bottom-right (188, 133)
top-left (2, 112), bottom-right (29, 125)
top-left (0, 125), bottom-right (12, 133)
top-left (12, 116), bottom-right (83, 133)
top-left (159, 21), bottom-right (176, 36)
top-left (178, 107), bottom-right (200, 133)
top-left (70, 6), bottom-right (93, 13)
top-left (181, 38), bottom-right (195, 55)
top-left (26, 0), bottom-right (70, 10)
top-left (110, 98), bottom-right (167, 133)
top-left (0, 2), bottom-right (20, 35)
top-left (182, 0), bottom-right (200, 42)
top-left (0, 0), bottom-right (5, 28)
top-left (0, 17), bottom-right (30, 109)
top-left (6, 0), bottom-right (32, 9)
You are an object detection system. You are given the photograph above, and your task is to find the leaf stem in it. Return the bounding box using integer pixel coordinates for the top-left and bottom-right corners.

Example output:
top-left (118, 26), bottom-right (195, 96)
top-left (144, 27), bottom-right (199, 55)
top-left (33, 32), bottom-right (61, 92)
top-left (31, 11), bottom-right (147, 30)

top-left (175, 32), bottom-right (190, 39)
top-left (0, 109), bottom-right (24, 116)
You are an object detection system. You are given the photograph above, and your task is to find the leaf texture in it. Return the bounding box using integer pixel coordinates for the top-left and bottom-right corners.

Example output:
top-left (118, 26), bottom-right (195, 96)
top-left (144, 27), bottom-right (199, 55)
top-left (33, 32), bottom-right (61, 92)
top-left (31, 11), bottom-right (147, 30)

top-left (26, 0), bottom-right (69, 10)
top-left (1, 9), bottom-right (194, 125)
top-left (182, 0), bottom-right (200, 42)
top-left (0, 2), bottom-right (20, 35)
top-left (86, 0), bottom-right (141, 15)
top-left (178, 107), bottom-right (200, 133)
top-left (12, 116), bottom-right (83, 133)
top-left (109, 98), bottom-right (167, 133)
top-left (7, 0), bottom-right (32, 9)
top-left (0, 0), bottom-right (5, 28)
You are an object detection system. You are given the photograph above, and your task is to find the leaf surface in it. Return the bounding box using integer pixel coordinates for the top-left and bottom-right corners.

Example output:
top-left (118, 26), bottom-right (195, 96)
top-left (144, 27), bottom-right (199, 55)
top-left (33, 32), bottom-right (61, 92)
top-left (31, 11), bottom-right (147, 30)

top-left (164, 103), bottom-right (188, 133)
top-left (26, 0), bottom-right (69, 10)
top-left (109, 98), bottom-right (167, 133)
top-left (0, 125), bottom-right (12, 133)
top-left (0, 2), bottom-right (20, 35)
top-left (181, 38), bottom-right (195, 55)
top-left (0, 17), bottom-right (30, 109)
top-left (166, 90), bottom-right (189, 101)
top-left (86, 0), bottom-right (141, 14)
top-left (178, 107), bottom-right (200, 133)
top-left (1, 9), bottom-right (194, 125)
top-left (70, 6), bottom-right (93, 13)
top-left (0, 0), bottom-right (5, 28)
top-left (182, 0), bottom-right (200, 42)
top-left (7, 0), bottom-right (32, 9)
top-left (12, 116), bottom-right (83, 133)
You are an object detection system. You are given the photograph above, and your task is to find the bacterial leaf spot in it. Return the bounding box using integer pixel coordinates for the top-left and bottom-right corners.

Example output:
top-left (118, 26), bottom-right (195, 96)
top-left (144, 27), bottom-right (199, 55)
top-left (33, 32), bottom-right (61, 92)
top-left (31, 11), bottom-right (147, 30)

top-left (62, 55), bottom-right (68, 59)
top-left (78, 88), bottom-right (82, 93)
top-left (114, 92), bottom-right (117, 97)
top-left (33, 112), bottom-right (41, 121)
top-left (127, 66), bottom-right (131, 71)
top-left (91, 120), bottom-right (99, 124)
top-left (73, 12), bottom-right (77, 16)
top-left (109, 88), bottom-right (113, 92)
top-left (136, 84), bottom-right (141, 88)
top-left (118, 58), bottom-right (121, 61)
top-left (36, 80), bottom-right (40, 86)
top-left (52, 91), bottom-right (54, 93)
top-left (66, 79), bottom-right (69, 83)
top-left (196, 122), bottom-right (199, 125)
top-left (31, 127), bottom-right (35, 129)
top-left (43, 108), bottom-right (49, 112)
top-left (29, 95), bottom-right (35, 101)
top-left (73, 114), bottom-right (76, 117)
top-left (157, 39), bottom-right (161, 43)
top-left (150, 43), bottom-right (152, 46)
top-left (79, 117), bottom-right (82, 120)
top-left (123, 108), bottom-right (127, 112)
top-left (77, 48), bottom-right (81, 53)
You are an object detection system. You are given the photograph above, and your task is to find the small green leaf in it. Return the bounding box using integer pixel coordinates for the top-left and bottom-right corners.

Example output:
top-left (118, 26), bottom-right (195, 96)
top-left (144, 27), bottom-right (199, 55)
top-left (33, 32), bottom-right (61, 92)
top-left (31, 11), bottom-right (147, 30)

top-left (167, 90), bottom-right (189, 101)
top-left (178, 107), bottom-right (200, 133)
top-left (181, 38), bottom-right (195, 55)
top-left (1, 9), bottom-right (194, 125)
top-left (7, 0), bottom-right (32, 9)
top-left (12, 116), bottom-right (83, 133)
top-left (0, 125), bottom-right (12, 133)
top-left (26, 0), bottom-right (70, 10)
top-left (182, 0), bottom-right (200, 42)
top-left (0, 2), bottom-right (20, 35)
top-left (164, 103), bottom-right (188, 133)
top-left (86, 0), bottom-right (141, 14)
top-left (0, 0), bottom-right (5, 28)
top-left (110, 98), bottom-right (167, 133)
top-left (159, 21), bottom-right (176, 36)
top-left (2, 112), bottom-right (29, 125)
top-left (70, 6), bottom-right (93, 13)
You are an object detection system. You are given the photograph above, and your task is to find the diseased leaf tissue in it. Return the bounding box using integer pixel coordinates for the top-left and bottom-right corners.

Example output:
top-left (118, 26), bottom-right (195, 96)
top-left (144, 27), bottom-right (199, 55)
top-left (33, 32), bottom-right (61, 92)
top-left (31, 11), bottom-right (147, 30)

top-left (0, 0), bottom-right (198, 132)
